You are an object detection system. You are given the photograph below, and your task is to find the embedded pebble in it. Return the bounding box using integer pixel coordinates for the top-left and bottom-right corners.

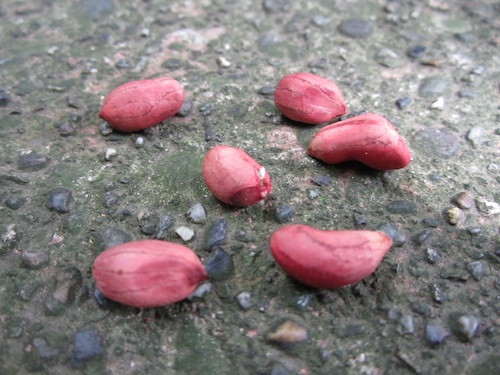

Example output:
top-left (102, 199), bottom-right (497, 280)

top-left (267, 320), bottom-right (308, 344)
top-left (175, 226), bottom-right (195, 242)
top-left (205, 247), bottom-right (233, 280)
top-left (335, 322), bottom-right (368, 338)
top-left (456, 315), bottom-right (481, 342)
top-left (440, 267), bottom-right (468, 282)
top-left (353, 211), bottom-right (367, 228)
top-left (466, 261), bottom-right (484, 281)
top-left (407, 45), bottom-right (426, 58)
top-left (162, 58), bottom-right (182, 70)
top-left (426, 322), bottom-right (450, 346)
top-left (458, 89), bottom-right (475, 98)
top-left (429, 96), bottom-right (445, 110)
top-left (45, 188), bottom-right (72, 213)
top-left (204, 218), bottom-right (227, 251)
top-left (140, 222), bottom-right (155, 235)
top-left (311, 175), bottom-right (331, 186)
top-left (236, 292), bottom-right (253, 310)
top-left (155, 214), bottom-right (174, 239)
top-left (0, 88), bottom-right (11, 107)
top-left (21, 251), bottom-right (49, 269)
top-left (1, 224), bottom-right (20, 254)
top-left (452, 192), bottom-right (474, 209)
top-left (5, 196), bottom-right (26, 210)
top-left (135, 137), bottom-right (144, 147)
top-left (105, 148), bottom-right (117, 161)
top-left (97, 227), bottom-right (132, 250)
top-left (386, 200), bottom-right (417, 214)
top-left (308, 190), bottom-right (318, 199)
top-left (258, 85), bottom-right (275, 96)
top-left (429, 283), bottom-right (445, 303)
top-left (18, 152), bottom-right (50, 171)
top-left (30, 337), bottom-right (59, 362)
top-left (413, 128), bottom-right (460, 158)
top-left (99, 122), bottom-right (113, 136)
top-left (399, 315), bottom-right (415, 335)
top-left (426, 248), bottom-right (439, 264)
top-left (188, 283), bottom-right (212, 299)
top-left (422, 218), bottom-right (440, 227)
top-left (263, 0), bottom-right (291, 13)
top-left (187, 203), bottom-right (206, 224)
top-left (467, 227), bottom-right (481, 236)
top-left (276, 206), bottom-right (295, 223)
top-left (487, 163), bottom-right (498, 173)
top-left (198, 102), bottom-right (213, 117)
top-left (45, 266), bottom-right (83, 316)
top-left (311, 14), bottom-right (328, 27)
top-left (375, 48), bottom-right (401, 67)
top-left (447, 207), bottom-right (460, 225)
top-left (378, 223), bottom-right (406, 246)
top-left (177, 98), bottom-right (193, 117)
top-left (71, 330), bottom-right (102, 363)
top-left (295, 294), bottom-right (313, 310)
top-left (418, 76), bottom-right (450, 98)
top-left (414, 229), bottom-right (431, 245)
top-left (395, 96), bottom-right (412, 109)
top-left (103, 191), bottom-right (118, 208)
top-left (337, 18), bottom-right (373, 39)
top-left (467, 127), bottom-right (485, 148)
top-left (58, 121), bottom-right (76, 136)
top-left (475, 198), bottom-right (500, 216)
top-left (216, 56), bottom-right (231, 68)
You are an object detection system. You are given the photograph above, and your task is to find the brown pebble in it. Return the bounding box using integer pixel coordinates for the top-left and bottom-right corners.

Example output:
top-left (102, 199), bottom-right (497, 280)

top-left (452, 192), bottom-right (474, 210)
top-left (267, 320), bottom-right (308, 345)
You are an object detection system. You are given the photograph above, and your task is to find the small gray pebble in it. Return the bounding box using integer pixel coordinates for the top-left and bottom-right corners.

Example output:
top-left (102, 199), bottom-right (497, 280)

top-left (458, 89), bottom-right (475, 98)
top-left (140, 222), bottom-right (156, 235)
top-left (418, 76), bottom-right (450, 98)
top-left (395, 96), bottom-right (412, 109)
top-left (426, 322), bottom-right (450, 346)
top-left (204, 218), bottom-right (227, 251)
top-left (456, 315), bottom-right (481, 342)
top-left (422, 218), bottom-right (440, 227)
top-left (236, 292), bottom-right (253, 310)
top-left (18, 152), bottom-right (50, 171)
top-left (311, 14), bottom-right (328, 27)
top-left (99, 122), bottom-right (113, 136)
top-left (46, 188), bottom-right (72, 213)
top-left (466, 261), bottom-right (484, 281)
top-left (413, 128), bottom-right (460, 158)
top-left (205, 247), bottom-right (233, 280)
top-left (71, 330), bottom-right (102, 363)
top-left (426, 248), bottom-right (439, 264)
top-left (187, 203), bottom-right (206, 224)
top-left (338, 18), bottom-right (373, 39)
top-left (414, 229), bottom-right (432, 245)
top-left (263, 0), bottom-right (291, 14)
top-left (156, 214), bottom-right (174, 239)
top-left (399, 315), bottom-right (415, 335)
top-left (378, 223), bottom-right (406, 247)
top-left (21, 251), bottom-right (50, 269)
top-left (387, 200), bottom-right (417, 214)
top-left (276, 205), bottom-right (295, 223)
top-left (97, 227), bottom-right (132, 250)
top-left (407, 45), bottom-right (426, 58)
top-left (199, 102), bottom-right (213, 117)
top-left (353, 211), bottom-right (367, 228)
top-left (467, 227), bottom-right (481, 236)
top-left (258, 85), bottom-right (275, 96)
top-left (177, 98), bottom-right (193, 117)
top-left (429, 283), bottom-right (445, 303)
top-left (5, 196), bottom-right (26, 210)
top-left (311, 175), bottom-right (331, 186)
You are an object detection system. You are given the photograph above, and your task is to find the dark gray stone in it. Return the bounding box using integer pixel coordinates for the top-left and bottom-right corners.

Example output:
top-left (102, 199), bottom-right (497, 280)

top-left (263, 0), bottom-right (291, 14)
top-left (386, 200), bottom-right (417, 214)
top-left (156, 214), bottom-right (175, 239)
top-left (407, 45), bottom-right (426, 58)
top-left (205, 247), bottom-right (233, 280)
top-left (45, 188), bottom-right (72, 213)
top-left (395, 96), bottom-right (412, 109)
top-left (45, 266), bottom-right (83, 316)
top-left (413, 128), bottom-right (460, 158)
top-left (338, 18), bottom-right (373, 38)
top-left (378, 223), bottom-right (406, 246)
top-left (204, 218), bottom-right (228, 251)
top-left (418, 76), bottom-right (450, 97)
top-left (466, 261), bottom-right (484, 280)
top-left (311, 175), bottom-right (331, 186)
top-left (71, 330), bottom-right (102, 363)
top-left (426, 322), bottom-right (450, 346)
top-left (5, 196), bottom-right (26, 210)
top-left (177, 97), bottom-right (193, 117)
top-left (97, 227), bottom-right (132, 250)
top-left (276, 205), bottom-right (295, 223)
top-left (18, 152), bottom-right (50, 171)
top-left (21, 251), bottom-right (49, 269)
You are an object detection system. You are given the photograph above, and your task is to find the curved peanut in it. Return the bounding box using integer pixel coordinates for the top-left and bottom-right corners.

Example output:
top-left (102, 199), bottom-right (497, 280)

top-left (269, 224), bottom-right (392, 288)
top-left (307, 112), bottom-right (410, 170)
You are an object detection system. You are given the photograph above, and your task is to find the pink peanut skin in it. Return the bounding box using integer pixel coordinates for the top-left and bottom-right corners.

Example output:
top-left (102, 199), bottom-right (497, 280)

top-left (202, 145), bottom-right (272, 207)
top-left (274, 72), bottom-right (347, 125)
top-left (269, 224), bottom-right (392, 289)
top-left (307, 113), bottom-right (410, 170)
top-left (92, 240), bottom-right (206, 308)
top-left (99, 77), bottom-right (184, 132)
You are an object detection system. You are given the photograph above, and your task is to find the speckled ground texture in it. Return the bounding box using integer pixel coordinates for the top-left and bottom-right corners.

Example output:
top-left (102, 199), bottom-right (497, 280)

top-left (0, 0), bottom-right (499, 374)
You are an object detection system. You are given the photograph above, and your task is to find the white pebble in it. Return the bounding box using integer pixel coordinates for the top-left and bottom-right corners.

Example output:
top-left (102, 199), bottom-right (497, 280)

top-left (105, 148), bottom-right (117, 161)
top-left (175, 226), bottom-right (195, 242)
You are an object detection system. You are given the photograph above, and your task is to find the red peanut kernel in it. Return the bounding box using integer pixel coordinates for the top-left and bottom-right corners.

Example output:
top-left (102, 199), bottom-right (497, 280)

top-left (269, 224), bottom-right (393, 288)
top-left (92, 240), bottom-right (206, 308)
top-left (307, 112), bottom-right (411, 170)
top-left (202, 145), bottom-right (272, 207)
top-left (99, 77), bottom-right (184, 132)
top-left (274, 72), bottom-right (347, 125)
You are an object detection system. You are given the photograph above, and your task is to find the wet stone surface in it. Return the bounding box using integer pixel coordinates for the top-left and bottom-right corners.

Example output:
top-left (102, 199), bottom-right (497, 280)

top-left (0, 0), bottom-right (499, 374)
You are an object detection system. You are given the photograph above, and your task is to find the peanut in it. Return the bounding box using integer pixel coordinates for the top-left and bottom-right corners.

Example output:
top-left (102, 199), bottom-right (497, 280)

top-left (99, 77), bottom-right (184, 132)
top-left (307, 112), bottom-right (410, 170)
top-left (92, 240), bottom-right (206, 307)
top-left (274, 72), bottom-right (347, 124)
top-left (202, 145), bottom-right (272, 207)
top-left (269, 224), bottom-right (392, 288)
